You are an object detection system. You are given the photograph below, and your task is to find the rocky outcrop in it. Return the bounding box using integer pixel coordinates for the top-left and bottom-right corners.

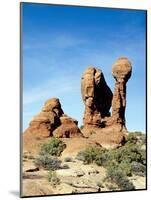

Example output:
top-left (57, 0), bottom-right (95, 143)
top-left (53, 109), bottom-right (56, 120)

top-left (81, 57), bottom-right (132, 146)
top-left (53, 115), bottom-right (81, 138)
top-left (24, 98), bottom-right (81, 138)
top-left (111, 57), bottom-right (132, 132)
top-left (81, 66), bottom-right (113, 127)
top-left (24, 57), bottom-right (132, 147)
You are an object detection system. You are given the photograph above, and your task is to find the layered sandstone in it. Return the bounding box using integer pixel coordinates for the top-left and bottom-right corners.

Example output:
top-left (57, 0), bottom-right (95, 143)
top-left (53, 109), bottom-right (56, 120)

top-left (81, 67), bottom-right (113, 127)
top-left (81, 57), bottom-right (132, 146)
top-left (24, 98), bottom-right (81, 139)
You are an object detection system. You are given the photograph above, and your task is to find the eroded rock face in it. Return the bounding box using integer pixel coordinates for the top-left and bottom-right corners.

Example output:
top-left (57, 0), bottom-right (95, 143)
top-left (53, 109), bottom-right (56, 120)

top-left (81, 58), bottom-right (132, 146)
top-left (53, 115), bottom-right (81, 138)
top-left (24, 98), bottom-right (81, 138)
top-left (81, 66), bottom-right (113, 127)
top-left (111, 57), bottom-right (132, 131)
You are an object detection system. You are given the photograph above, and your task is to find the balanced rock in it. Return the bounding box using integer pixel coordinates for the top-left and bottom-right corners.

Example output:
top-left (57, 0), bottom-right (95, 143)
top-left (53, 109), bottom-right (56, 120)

top-left (111, 57), bottom-right (132, 132)
top-left (24, 98), bottom-right (81, 139)
top-left (81, 58), bottom-right (132, 147)
top-left (81, 66), bottom-right (113, 127)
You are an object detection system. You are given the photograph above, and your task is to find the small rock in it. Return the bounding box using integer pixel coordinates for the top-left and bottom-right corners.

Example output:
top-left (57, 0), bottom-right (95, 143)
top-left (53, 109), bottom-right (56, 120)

top-left (75, 170), bottom-right (85, 177)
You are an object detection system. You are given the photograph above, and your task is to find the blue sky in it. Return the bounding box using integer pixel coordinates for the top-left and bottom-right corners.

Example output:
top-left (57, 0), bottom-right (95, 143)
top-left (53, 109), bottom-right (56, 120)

top-left (22, 3), bottom-right (146, 133)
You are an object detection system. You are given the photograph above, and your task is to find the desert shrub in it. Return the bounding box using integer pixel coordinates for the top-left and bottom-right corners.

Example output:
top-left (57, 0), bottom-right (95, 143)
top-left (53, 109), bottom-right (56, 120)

top-left (96, 182), bottom-right (104, 188)
top-left (126, 133), bottom-right (138, 144)
top-left (34, 154), bottom-right (62, 170)
top-left (130, 161), bottom-right (146, 177)
top-left (76, 146), bottom-right (106, 164)
top-left (39, 137), bottom-right (66, 157)
top-left (139, 149), bottom-right (146, 165)
top-left (64, 157), bottom-right (72, 162)
top-left (106, 162), bottom-right (135, 190)
top-left (118, 177), bottom-right (135, 190)
top-left (119, 160), bottom-right (132, 176)
top-left (76, 141), bottom-right (146, 179)
top-left (47, 170), bottom-right (60, 185)
top-left (112, 143), bottom-right (144, 164)
top-left (95, 150), bottom-right (114, 167)
top-left (126, 132), bottom-right (146, 145)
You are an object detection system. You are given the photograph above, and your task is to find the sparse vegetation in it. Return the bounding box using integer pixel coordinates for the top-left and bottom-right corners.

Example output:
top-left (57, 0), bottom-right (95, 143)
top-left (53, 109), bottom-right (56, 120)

top-left (106, 161), bottom-right (135, 190)
top-left (47, 170), bottom-right (60, 186)
top-left (76, 132), bottom-right (146, 191)
top-left (76, 146), bottom-right (106, 164)
top-left (96, 181), bottom-right (104, 188)
top-left (130, 161), bottom-right (146, 177)
top-left (39, 137), bottom-right (66, 157)
top-left (34, 154), bottom-right (62, 170)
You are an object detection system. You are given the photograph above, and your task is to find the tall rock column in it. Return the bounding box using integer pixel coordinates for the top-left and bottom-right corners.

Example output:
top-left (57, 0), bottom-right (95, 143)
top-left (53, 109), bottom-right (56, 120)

top-left (81, 66), bottom-right (113, 127)
top-left (111, 57), bottom-right (132, 131)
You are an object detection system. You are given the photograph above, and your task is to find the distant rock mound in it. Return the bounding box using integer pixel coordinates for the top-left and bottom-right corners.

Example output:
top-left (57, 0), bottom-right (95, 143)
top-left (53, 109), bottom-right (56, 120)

top-left (24, 98), bottom-right (81, 139)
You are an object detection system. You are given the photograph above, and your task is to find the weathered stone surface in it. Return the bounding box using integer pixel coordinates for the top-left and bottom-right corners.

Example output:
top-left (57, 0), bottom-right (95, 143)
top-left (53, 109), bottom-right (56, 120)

top-left (53, 115), bottom-right (81, 138)
top-left (24, 98), bottom-right (81, 139)
top-left (25, 98), bottom-right (62, 138)
top-left (81, 66), bottom-right (113, 127)
top-left (81, 58), bottom-right (132, 146)
top-left (42, 98), bottom-right (64, 117)
top-left (111, 57), bottom-right (132, 131)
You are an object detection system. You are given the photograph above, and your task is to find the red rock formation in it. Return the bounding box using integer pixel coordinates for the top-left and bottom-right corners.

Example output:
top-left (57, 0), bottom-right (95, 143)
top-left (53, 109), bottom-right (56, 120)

top-left (81, 66), bottom-right (113, 127)
top-left (53, 115), bottom-right (81, 138)
top-left (81, 58), bottom-right (132, 147)
top-left (24, 98), bottom-right (81, 138)
top-left (111, 57), bottom-right (132, 132)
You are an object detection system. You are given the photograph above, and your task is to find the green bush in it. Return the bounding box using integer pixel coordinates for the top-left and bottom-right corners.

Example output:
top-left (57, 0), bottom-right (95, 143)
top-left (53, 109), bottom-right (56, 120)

top-left (118, 177), bottom-right (135, 190)
top-left (131, 161), bottom-right (146, 177)
top-left (47, 170), bottom-right (60, 185)
top-left (126, 132), bottom-right (146, 145)
top-left (112, 143), bottom-right (144, 164)
top-left (76, 136), bottom-right (146, 186)
top-left (40, 137), bottom-right (66, 157)
top-left (119, 160), bottom-right (132, 176)
top-left (95, 150), bottom-right (114, 167)
top-left (126, 133), bottom-right (138, 144)
top-left (34, 154), bottom-right (62, 170)
top-left (106, 162), bottom-right (135, 190)
top-left (76, 146), bottom-right (106, 164)
top-left (96, 182), bottom-right (104, 188)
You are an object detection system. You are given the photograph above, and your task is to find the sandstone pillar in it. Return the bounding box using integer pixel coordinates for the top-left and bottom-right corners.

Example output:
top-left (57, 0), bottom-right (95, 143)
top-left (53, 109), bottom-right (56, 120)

top-left (81, 66), bottom-right (113, 127)
top-left (111, 57), bottom-right (132, 130)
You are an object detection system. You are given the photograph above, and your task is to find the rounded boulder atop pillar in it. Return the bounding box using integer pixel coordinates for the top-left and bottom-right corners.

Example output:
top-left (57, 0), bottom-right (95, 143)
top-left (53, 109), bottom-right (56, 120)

top-left (112, 57), bottom-right (132, 82)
